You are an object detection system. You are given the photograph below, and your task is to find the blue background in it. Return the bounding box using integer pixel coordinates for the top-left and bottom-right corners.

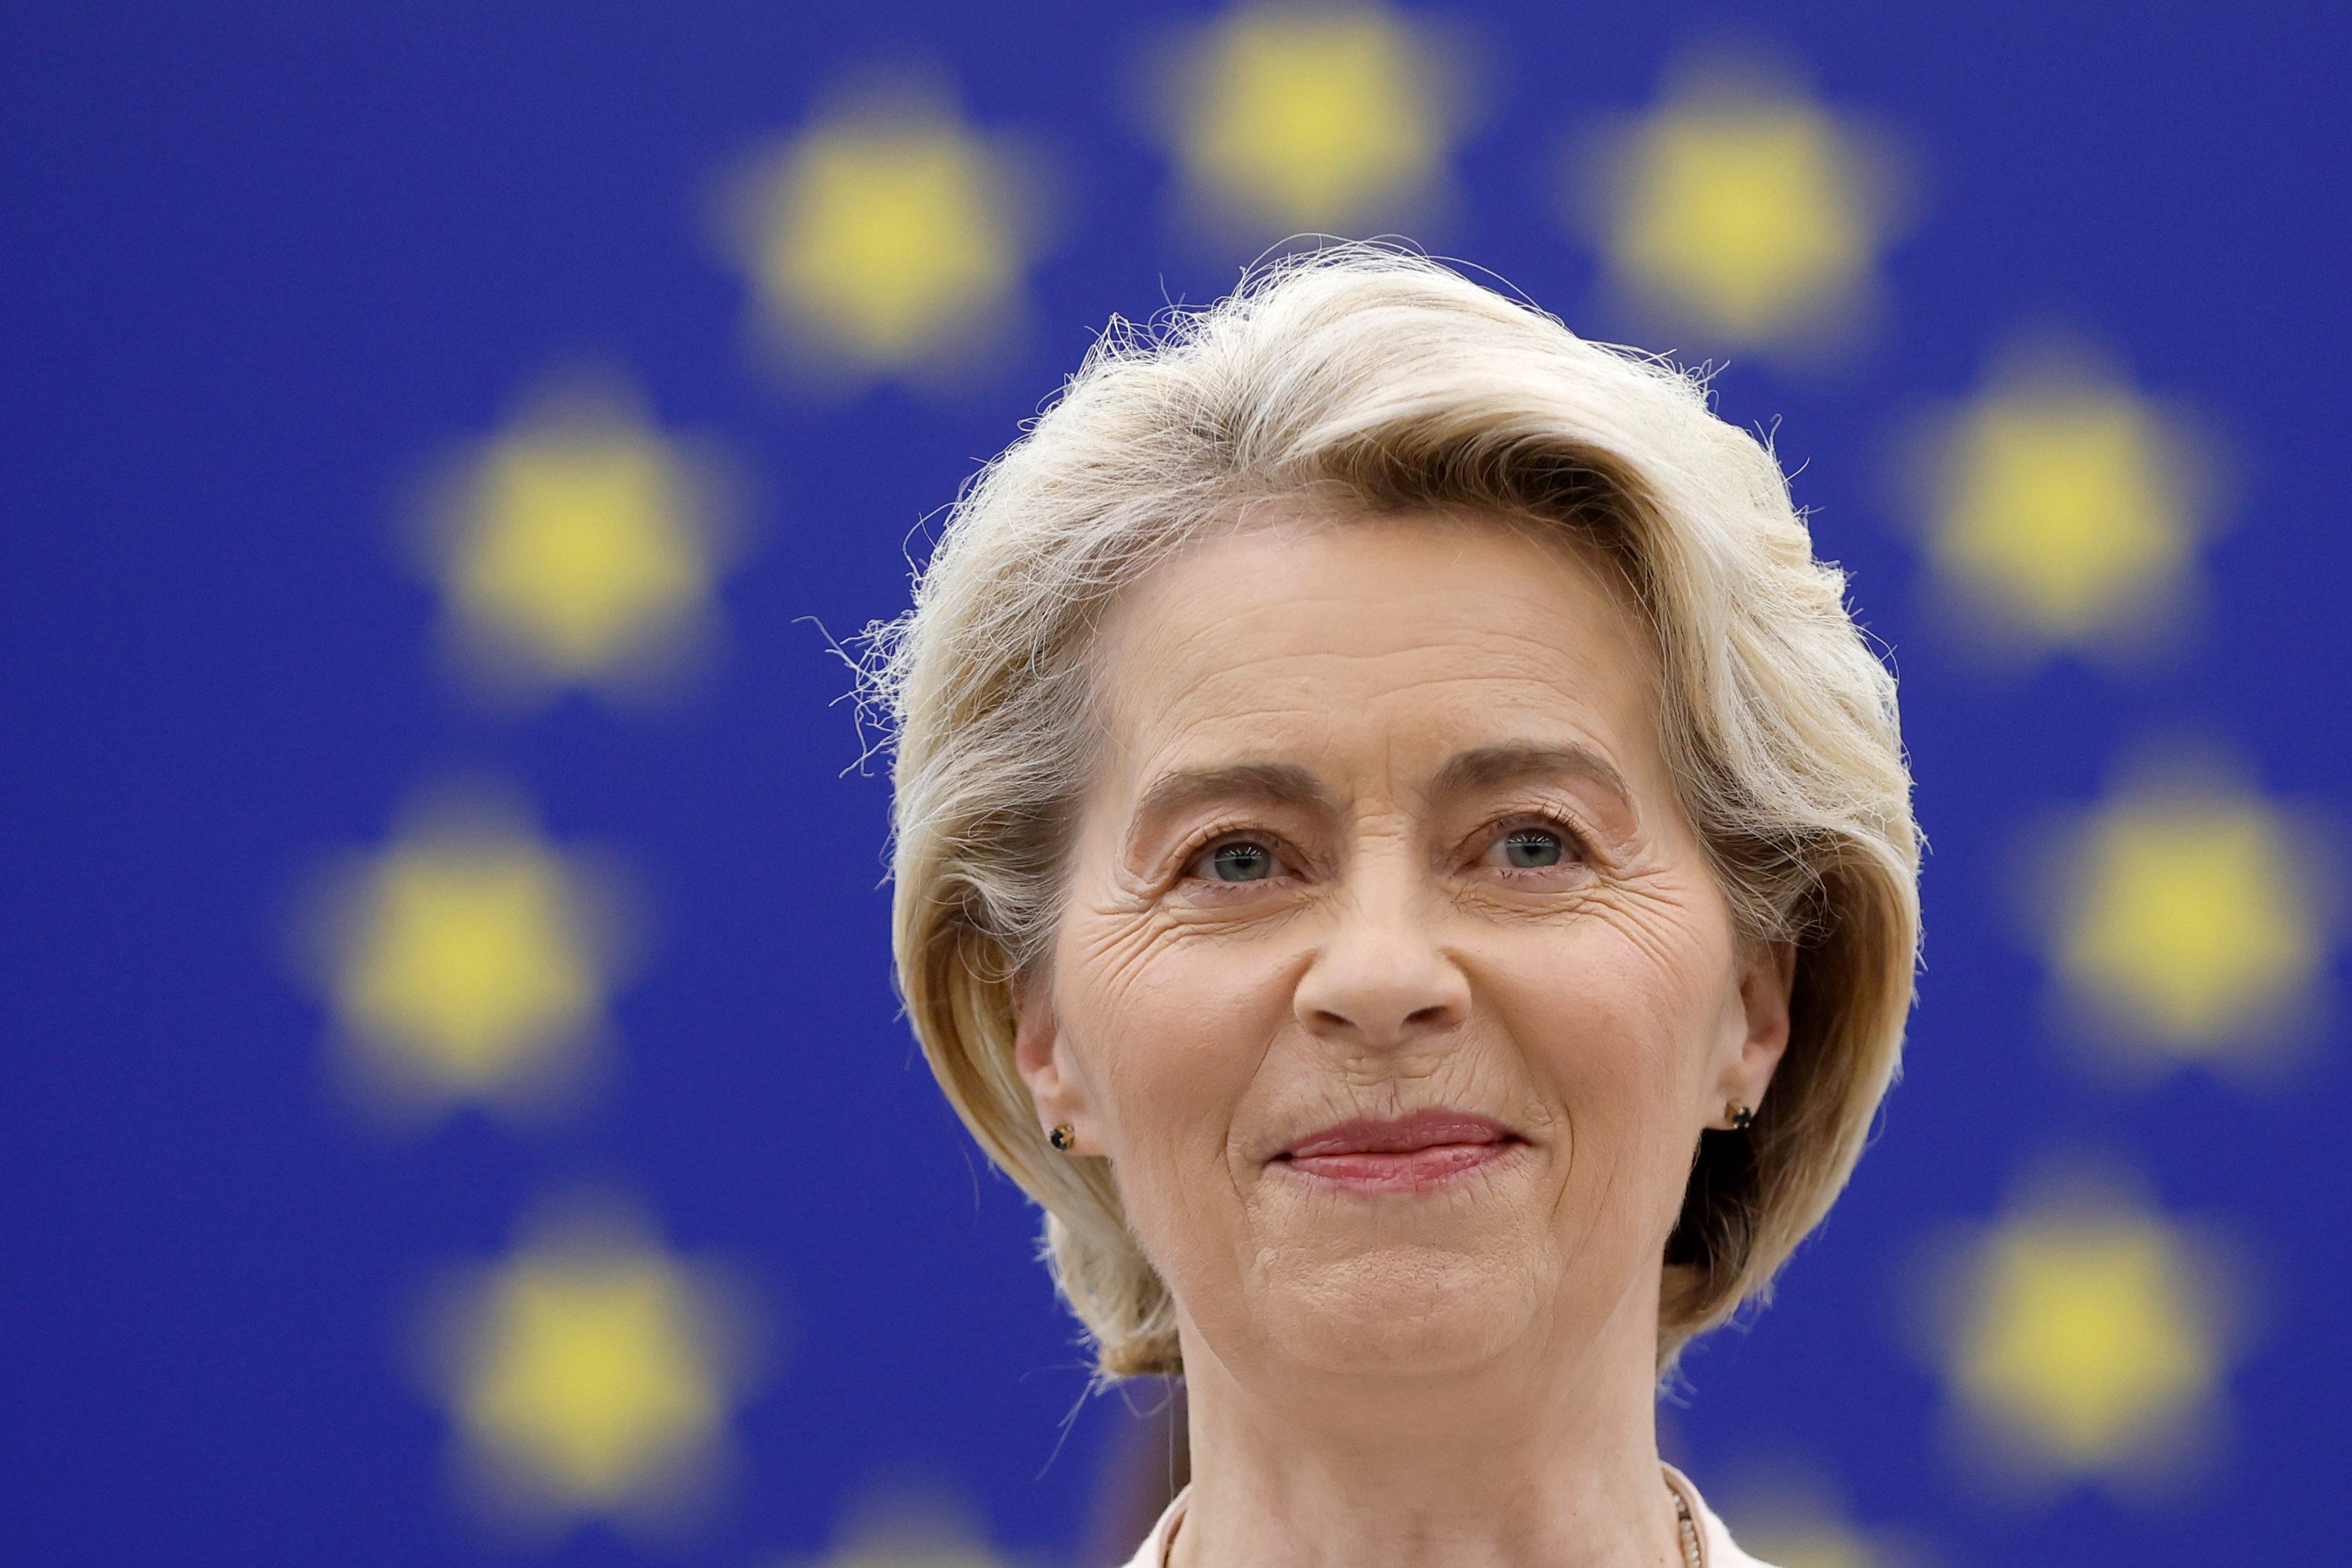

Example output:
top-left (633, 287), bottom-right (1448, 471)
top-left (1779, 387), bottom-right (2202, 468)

top-left (4, 3), bottom-right (2347, 1565)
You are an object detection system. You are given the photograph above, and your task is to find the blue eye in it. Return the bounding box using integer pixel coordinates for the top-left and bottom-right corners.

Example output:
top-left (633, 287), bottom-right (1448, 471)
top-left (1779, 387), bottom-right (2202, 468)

top-left (1501, 829), bottom-right (1566, 869)
top-left (1206, 842), bottom-right (1275, 882)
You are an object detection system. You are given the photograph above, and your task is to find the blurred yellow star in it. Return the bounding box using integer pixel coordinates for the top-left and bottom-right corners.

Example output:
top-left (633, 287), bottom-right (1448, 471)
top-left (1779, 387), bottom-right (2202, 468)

top-left (324, 792), bottom-right (617, 1118)
top-left (1163, 2), bottom-right (1464, 235)
top-left (2053, 774), bottom-right (2325, 1055)
top-left (1733, 1517), bottom-right (1880, 1568)
top-left (441, 1204), bottom-right (750, 1522)
top-left (432, 375), bottom-right (726, 702)
top-left (1944, 1188), bottom-right (2227, 1482)
top-left (782, 1488), bottom-right (1013, 1568)
top-left (1922, 352), bottom-right (2206, 652)
top-left (726, 88), bottom-right (1035, 376)
top-left (1580, 58), bottom-right (1896, 351)
top-left (1718, 1469), bottom-right (1906, 1568)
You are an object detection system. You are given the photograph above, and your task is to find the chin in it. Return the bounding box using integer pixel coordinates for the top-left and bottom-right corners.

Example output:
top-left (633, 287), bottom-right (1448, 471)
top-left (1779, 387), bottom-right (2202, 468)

top-left (1253, 1240), bottom-right (1550, 1377)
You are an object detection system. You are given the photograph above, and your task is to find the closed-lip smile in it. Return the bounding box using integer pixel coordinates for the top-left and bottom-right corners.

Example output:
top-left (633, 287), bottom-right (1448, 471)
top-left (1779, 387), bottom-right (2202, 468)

top-left (1274, 1109), bottom-right (1526, 1192)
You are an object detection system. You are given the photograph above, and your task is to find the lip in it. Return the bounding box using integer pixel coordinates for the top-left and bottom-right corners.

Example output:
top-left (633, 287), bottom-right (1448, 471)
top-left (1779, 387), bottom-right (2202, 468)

top-left (1274, 1110), bottom-right (1526, 1193)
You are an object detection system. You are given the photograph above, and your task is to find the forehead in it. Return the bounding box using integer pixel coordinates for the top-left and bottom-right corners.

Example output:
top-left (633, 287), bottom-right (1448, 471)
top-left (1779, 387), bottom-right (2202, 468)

top-left (1089, 509), bottom-right (1664, 790)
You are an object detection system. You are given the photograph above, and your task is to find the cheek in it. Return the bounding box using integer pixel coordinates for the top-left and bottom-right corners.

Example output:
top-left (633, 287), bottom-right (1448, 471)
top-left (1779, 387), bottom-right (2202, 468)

top-left (1056, 919), bottom-right (1296, 1160)
top-left (1052, 923), bottom-right (1304, 1293)
top-left (1486, 909), bottom-right (1728, 1172)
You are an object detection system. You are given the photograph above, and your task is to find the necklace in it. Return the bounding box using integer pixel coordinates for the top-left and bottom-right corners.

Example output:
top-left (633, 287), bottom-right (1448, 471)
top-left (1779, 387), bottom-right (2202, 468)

top-left (1670, 1481), bottom-right (1704, 1568)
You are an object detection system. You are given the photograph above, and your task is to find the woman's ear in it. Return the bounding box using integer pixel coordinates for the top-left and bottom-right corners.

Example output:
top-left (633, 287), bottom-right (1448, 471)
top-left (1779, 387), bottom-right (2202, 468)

top-left (1011, 969), bottom-right (1097, 1152)
top-left (1714, 940), bottom-right (1795, 1126)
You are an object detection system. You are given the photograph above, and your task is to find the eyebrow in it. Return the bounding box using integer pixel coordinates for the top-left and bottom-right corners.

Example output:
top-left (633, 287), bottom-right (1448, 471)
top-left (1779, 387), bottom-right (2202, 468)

top-left (1133, 746), bottom-right (1630, 825)
top-left (1427, 742), bottom-right (1634, 807)
top-left (1134, 762), bottom-right (1336, 823)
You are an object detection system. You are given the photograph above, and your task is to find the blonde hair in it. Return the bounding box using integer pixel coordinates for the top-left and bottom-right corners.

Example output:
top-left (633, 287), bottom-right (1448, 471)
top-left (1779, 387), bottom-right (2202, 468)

top-left (871, 247), bottom-right (1920, 1378)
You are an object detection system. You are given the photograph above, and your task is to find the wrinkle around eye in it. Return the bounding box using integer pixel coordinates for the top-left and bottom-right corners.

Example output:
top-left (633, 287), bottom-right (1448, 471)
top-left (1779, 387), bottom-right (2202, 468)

top-left (1167, 870), bottom-right (1311, 917)
top-left (1450, 877), bottom-right (1607, 926)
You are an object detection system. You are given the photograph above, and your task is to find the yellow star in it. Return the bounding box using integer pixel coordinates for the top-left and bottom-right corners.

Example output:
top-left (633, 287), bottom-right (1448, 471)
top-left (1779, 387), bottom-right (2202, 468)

top-left (1734, 1523), bottom-right (1878, 1568)
top-left (2050, 768), bottom-right (2326, 1059)
top-left (1159, 2), bottom-right (1467, 236)
top-left (1920, 346), bottom-right (2209, 654)
top-left (435, 1201), bottom-right (753, 1526)
top-left (722, 85), bottom-right (1038, 379)
top-left (1716, 1468), bottom-right (1907, 1568)
top-left (1937, 1177), bottom-right (2232, 1485)
top-left (1577, 55), bottom-right (1899, 352)
top-left (779, 1487), bottom-right (1013, 1568)
top-left (319, 789), bottom-right (621, 1119)
top-left (428, 372), bottom-right (728, 702)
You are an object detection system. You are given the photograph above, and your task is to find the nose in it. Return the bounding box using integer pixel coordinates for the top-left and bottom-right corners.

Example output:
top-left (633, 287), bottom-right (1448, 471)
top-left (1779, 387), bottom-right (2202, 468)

top-left (1291, 870), bottom-right (1471, 1048)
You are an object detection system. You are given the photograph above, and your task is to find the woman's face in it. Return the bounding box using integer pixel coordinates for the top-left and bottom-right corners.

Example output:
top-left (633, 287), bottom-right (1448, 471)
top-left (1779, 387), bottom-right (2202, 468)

top-left (1017, 510), bottom-right (1790, 1380)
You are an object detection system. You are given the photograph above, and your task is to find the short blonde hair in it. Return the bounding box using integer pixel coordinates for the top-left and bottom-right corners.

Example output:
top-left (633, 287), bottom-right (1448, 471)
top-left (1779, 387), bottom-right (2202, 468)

top-left (872, 247), bottom-right (1920, 1378)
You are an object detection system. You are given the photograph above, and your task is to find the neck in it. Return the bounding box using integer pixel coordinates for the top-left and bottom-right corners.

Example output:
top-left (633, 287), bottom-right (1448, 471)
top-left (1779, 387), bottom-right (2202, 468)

top-left (1166, 1289), bottom-right (1684, 1568)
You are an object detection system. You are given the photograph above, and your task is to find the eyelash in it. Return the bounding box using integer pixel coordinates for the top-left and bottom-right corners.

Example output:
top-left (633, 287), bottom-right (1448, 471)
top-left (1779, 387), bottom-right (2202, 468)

top-left (1480, 813), bottom-right (1595, 875)
top-left (1175, 822), bottom-right (1287, 883)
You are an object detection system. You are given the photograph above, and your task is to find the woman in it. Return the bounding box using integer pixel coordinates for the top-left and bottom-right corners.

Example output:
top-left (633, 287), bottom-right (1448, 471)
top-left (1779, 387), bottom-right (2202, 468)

top-left (872, 249), bottom-right (1920, 1568)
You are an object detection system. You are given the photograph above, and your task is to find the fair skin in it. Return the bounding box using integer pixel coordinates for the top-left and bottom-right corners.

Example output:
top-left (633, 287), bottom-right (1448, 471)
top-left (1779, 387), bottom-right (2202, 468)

top-left (1016, 508), bottom-right (1792, 1568)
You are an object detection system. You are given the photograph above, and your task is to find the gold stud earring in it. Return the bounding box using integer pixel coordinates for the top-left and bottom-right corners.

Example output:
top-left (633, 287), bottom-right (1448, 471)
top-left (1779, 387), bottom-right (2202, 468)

top-left (1048, 1124), bottom-right (1075, 1152)
top-left (1727, 1102), bottom-right (1755, 1132)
